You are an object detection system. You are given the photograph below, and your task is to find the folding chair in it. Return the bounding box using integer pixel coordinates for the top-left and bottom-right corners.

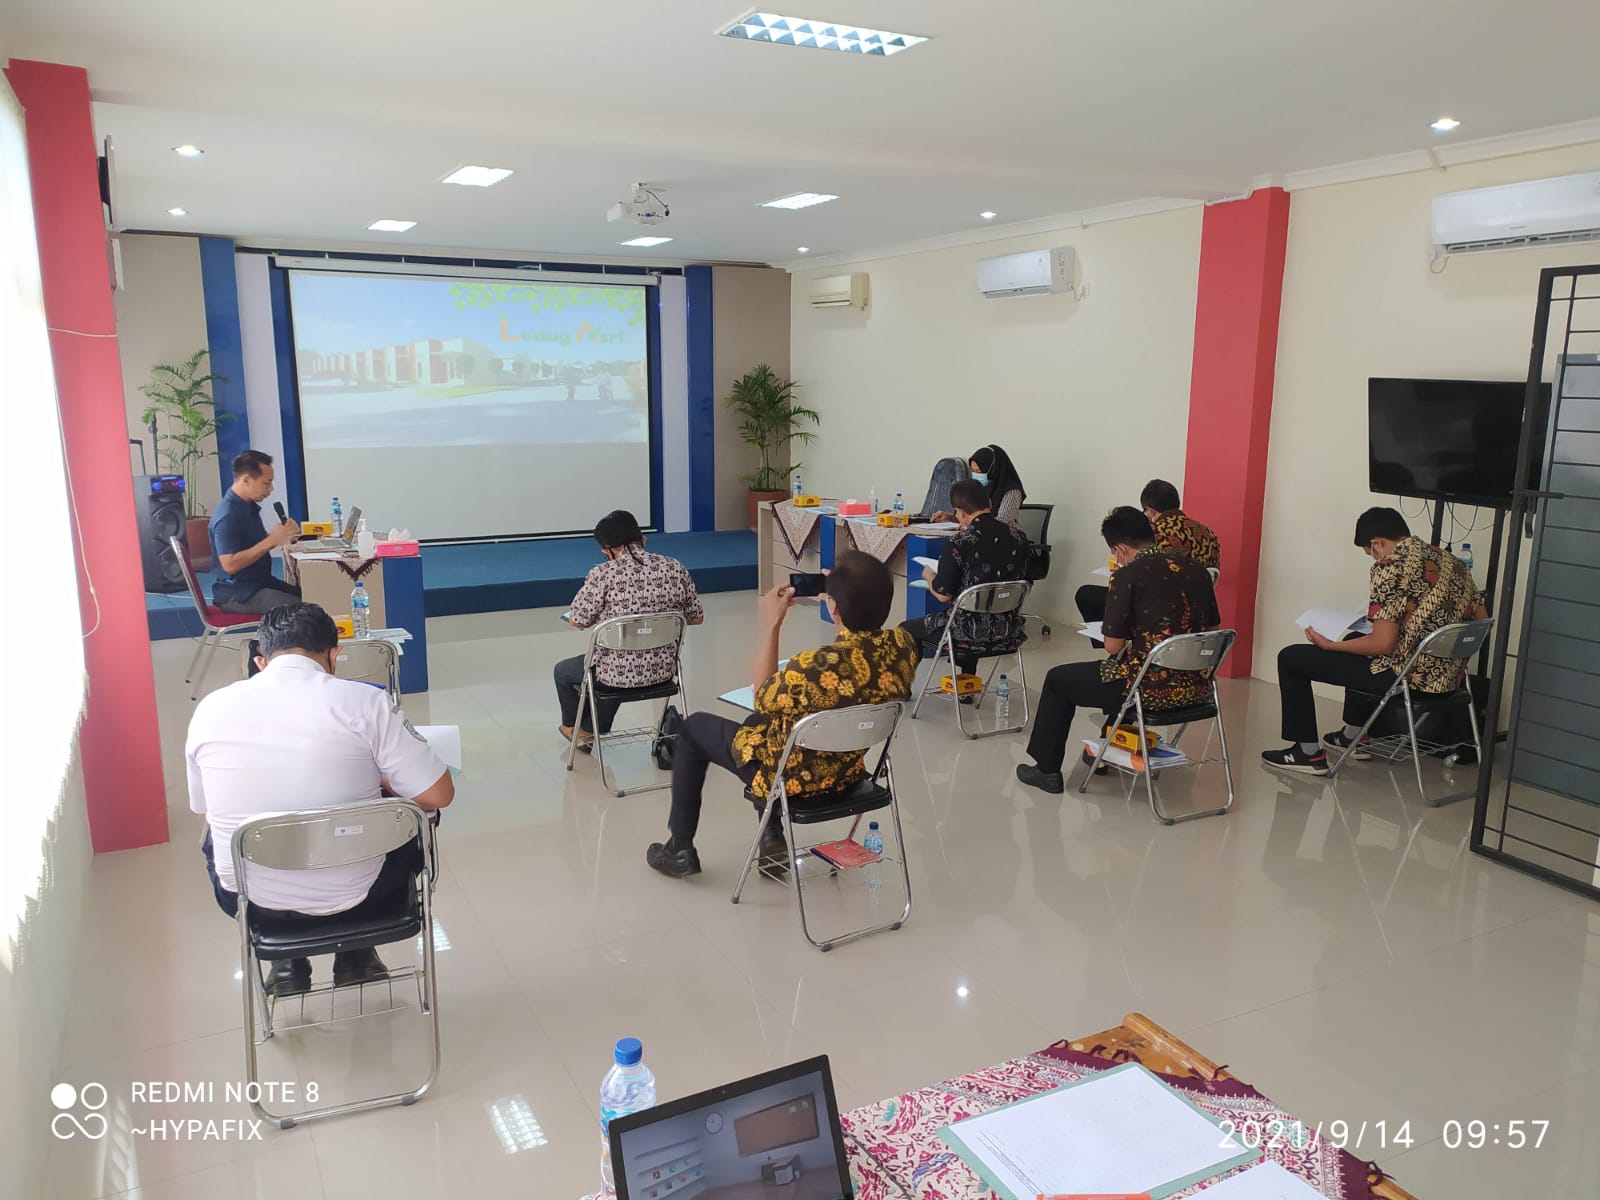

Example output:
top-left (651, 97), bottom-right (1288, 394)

top-left (232, 801), bottom-right (440, 1128)
top-left (1015, 503), bottom-right (1055, 638)
top-left (171, 535), bottom-right (261, 700)
top-left (238, 636), bottom-right (402, 707)
top-left (567, 611), bottom-right (689, 797)
top-left (909, 580), bottom-right (1031, 738)
top-left (1077, 629), bottom-right (1238, 826)
top-left (730, 701), bottom-right (910, 952)
top-left (1326, 618), bottom-right (1494, 806)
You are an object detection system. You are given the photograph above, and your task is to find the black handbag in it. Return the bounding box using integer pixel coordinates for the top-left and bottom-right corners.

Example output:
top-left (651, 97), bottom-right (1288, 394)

top-left (653, 705), bottom-right (684, 771)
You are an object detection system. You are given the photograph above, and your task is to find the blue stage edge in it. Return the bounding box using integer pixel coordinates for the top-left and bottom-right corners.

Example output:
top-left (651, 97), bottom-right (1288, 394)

top-left (146, 531), bottom-right (759, 641)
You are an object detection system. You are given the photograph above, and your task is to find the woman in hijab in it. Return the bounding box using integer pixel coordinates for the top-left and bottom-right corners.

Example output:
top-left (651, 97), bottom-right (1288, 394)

top-left (931, 444), bottom-right (1026, 525)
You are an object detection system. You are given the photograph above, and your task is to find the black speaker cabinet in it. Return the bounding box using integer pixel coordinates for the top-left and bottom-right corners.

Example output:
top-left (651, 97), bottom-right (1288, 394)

top-left (134, 474), bottom-right (188, 593)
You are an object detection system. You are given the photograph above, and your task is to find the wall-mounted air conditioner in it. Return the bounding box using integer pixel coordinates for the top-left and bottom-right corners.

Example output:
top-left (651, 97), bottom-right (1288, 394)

top-left (976, 247), bottom-right (1075, 298)
top-left (809, 272), bottom-right (868, 309)
top-left (1431, 171), bottom-right (1600, 255)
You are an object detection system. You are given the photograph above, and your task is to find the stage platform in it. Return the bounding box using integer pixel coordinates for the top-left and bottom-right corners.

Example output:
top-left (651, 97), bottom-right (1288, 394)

top-left (146, 530), bottom-right (759, 641)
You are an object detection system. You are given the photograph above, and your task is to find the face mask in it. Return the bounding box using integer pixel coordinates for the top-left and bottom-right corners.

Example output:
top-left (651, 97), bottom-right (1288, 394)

top-left (970, 472), bottom-right (989, 486)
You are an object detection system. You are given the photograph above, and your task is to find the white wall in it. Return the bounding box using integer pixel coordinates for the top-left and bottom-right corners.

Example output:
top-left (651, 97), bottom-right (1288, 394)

top-left (713, 265), bottom-right (792, 529)
top-left (1259, 141), bottom-right (1600, 680)
top-left (789, 209), bottom-right (1204, 622)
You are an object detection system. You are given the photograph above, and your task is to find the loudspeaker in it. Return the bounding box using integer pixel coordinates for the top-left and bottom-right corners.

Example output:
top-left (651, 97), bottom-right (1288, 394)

top-left (134, 474), bottom-right (188, 592)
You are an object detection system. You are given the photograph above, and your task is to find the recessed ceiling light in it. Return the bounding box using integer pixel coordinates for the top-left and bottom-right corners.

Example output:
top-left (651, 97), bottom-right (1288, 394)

top-left (167, 207), bottom-right (188, 217)
top-left (441, 165), bottom-right (515, 188)
top-left (620, 236), bottom-right (673, 247)
top-left (762, 192), bottom-right (839, 210)
top-left (1431, 117), bottom-right (1461, 132)
top-left (720, 12), bottom-right (928, 57)
top-left (980, 211), bottom-right (997, 220)
top-left (172, 144), bottom-right (204, 158)
top-left (367, 219), bottom-right (417, 232)
top-left (796, 246), bottom-right (810, 254)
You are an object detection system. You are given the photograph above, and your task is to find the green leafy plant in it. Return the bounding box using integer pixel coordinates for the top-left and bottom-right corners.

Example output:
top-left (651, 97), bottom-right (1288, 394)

top-left (139, 350), bottom-right (229, 517)
top-left (725, 364), bottom-right (819, 491)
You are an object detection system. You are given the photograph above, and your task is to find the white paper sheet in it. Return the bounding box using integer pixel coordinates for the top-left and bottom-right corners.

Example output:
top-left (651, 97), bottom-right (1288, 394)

top-left (913, 521), bottom-right (960, 531)
top-left (414, 725), bottom-right (462, 771)
top-left (1077, 621), bottom-right (1104, 640)
top-left (940, 1063), bottom-right (1256, 1200)
top-left (913, 555), bottom-right (941, 571)
top-left (1091, 565), bottom-right (1113, 578)
top-left (1295, 607), bottom-right (1370, 641)
top-left (909, 578), bottom-right (931, 590)
top-left (1193, 1162), bottom-right (1327, 1199)
top-left (718, 660), bottom-right (789, 711)
top-left (293, 551), bottom-right (348, 561)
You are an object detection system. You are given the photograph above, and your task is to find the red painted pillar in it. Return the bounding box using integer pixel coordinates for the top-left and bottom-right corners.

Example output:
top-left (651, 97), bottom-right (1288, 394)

top-left (6, 60), bottom-right (169, 851)
top-left (1182, 187), bottom-right (1291, 678)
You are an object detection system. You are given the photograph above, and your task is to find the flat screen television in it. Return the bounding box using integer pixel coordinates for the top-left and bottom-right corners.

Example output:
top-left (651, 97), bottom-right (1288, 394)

top-left (1367, 377), bottom-right (1548, 508)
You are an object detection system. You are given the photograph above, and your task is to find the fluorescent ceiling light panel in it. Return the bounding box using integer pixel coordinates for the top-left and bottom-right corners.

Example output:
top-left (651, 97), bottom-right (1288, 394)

top-left (1430, 116), bottom-right (1461, 132)
top-left (979, 211), bottom-right (997, 220)
top-left (796, 246), bottom-right (810, 253)
top-left (368, 219), bottom-right (417, 232)
top-left (441, 165), bottom-right (515, 187)
top-left (167, 207), bottom-right (188, 217)
top-left (172, 144), bottom-right (204, 157)
top-left (620, 236), bottom-right (673, 247)
top-left (720, 12), bottom-right (928, 56)
top-left (762, 192), bottom-right (838, 210)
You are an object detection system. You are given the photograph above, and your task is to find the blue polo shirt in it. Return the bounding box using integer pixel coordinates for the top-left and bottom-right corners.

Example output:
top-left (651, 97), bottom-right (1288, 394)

top-left (208, 489), bottom-right (274, 604)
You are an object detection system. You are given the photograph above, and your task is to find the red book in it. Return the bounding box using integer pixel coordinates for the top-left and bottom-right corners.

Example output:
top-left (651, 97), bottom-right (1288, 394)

top-left (809, 839), bottom-right (882, 868)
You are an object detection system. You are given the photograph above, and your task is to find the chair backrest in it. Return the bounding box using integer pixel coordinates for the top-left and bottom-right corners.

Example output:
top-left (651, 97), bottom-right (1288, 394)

top-left (1411, 618), bottom-right (1494, 664)
top-left (953, 580), bottom-right (1030, 615)
top-left (1015, 503), bottom-right (1053, 546)
top-left (231, 801), bottom-right (426, 876)
top-left (788, 700), bottom-right (905, 754)
top-left (336, 638), bottom-right (401, 706)
top-left (169, 534), bottom-right (209, 616)
top-left (1134, 629), bottom-right (1238, 681)
top-left (586, 611), bottom-right (688, 655)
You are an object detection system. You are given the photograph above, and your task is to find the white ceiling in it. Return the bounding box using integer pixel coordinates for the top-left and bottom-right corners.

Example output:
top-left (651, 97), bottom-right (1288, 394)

top-left (8, 0), bottom-right (1600, 265)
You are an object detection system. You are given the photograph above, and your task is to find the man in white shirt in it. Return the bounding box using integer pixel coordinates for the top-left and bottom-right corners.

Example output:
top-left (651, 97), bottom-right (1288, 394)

top-left (187, 603), bottom-right (453, 996)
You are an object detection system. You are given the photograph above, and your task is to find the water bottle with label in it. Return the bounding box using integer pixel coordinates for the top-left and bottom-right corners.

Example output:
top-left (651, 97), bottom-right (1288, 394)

top-left (1459, 542), bottom-right (1474, 584)
top-left (350, 580), bottom-right (371, 639)
top-left (792, 474), bottom-right (803, 500)
top-left (863, 820), bottom-right (883, 892)
top-left (892, 491), bottom-right (904, 517)
top-left (995, 674), bottom-right (1011, 724)
top-left (331, 496), bottom-right (343, 529)
top-left (599, 1037), bottom-right (656, 1198)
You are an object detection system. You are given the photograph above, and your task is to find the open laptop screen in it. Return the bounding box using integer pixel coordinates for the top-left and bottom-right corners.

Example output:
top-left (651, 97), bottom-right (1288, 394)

top-left (609, 1056), bottom-right (853, 1200)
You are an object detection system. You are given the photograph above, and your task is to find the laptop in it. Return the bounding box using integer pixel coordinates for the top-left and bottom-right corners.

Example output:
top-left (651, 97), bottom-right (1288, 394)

top-left (609, 1055), bottom-right (854, 1200)
top-left (300, 505), bottom-right (362, 550)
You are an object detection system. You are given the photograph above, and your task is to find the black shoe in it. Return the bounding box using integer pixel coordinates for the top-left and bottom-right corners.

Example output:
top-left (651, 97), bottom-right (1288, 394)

top-left (1260, 745), bottom-right (1330, 776)
top-left (1321, 730), bottom-right (1371, 761)
top-left (757, 827), bottom-right (790, 879)
top-left (263, 957), bottom-right (312, 997)
top-left (1015, 763), bottom-right (1065, 794)
top-left (647, 839), bottom-right (702, 878)
top-left (1081, 748), bottom-right (1111, 776)
top-left (332, 947), bottom-right (389, 987)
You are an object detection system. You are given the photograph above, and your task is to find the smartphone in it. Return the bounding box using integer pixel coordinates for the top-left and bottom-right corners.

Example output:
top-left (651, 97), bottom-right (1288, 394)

top-left (789, 572), bottom-right (827, 598)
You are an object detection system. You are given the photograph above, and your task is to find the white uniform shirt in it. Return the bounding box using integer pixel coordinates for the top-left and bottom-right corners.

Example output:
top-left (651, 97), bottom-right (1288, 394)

top-left (186, 655), bottom-right (446, 915)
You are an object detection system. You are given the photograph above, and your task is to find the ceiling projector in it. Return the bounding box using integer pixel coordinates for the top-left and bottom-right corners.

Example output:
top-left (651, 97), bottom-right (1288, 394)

top-left (608, 183), bottom-right (669, 226)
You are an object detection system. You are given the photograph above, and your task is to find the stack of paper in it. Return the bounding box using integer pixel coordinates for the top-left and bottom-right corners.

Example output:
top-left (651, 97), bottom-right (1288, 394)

top-left (1295, 607), bottom-right (1373, 641)
top-left (1083, 736), bottom-right (1188, 771)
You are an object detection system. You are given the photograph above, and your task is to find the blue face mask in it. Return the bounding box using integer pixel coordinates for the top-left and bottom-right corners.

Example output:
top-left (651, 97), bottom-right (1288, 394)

top-left (970, 471), bottom-right (989, 486)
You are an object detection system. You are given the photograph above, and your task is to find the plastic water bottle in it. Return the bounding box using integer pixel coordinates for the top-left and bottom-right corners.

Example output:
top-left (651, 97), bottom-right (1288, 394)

top-left (995, 674), bottom-right (1011, 724)
top-left (868, 485), bottom-right (879, 514)
top-left (599, 1037), bottom-right (656, 1197)
top-left (863, 821), bottom-right (883, 892)
top-left (892, 491), bottom-right (904, 517)
top-left (350, 580), bottom-right (371, 639)
top-left (330, 496), bottom-right (343, 529)
top-left (792, 474), bottom-right (803, 499)
top-left (1459, 542), bottom-right (1474, 582)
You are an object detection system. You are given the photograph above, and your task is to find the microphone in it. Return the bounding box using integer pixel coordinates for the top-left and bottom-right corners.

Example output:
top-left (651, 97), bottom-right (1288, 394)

top-left (273, 502), bottom-right (289, 525)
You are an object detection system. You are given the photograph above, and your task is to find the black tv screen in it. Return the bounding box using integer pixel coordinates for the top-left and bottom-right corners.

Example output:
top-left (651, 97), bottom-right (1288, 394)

top-left (1367, 377), bottom-right (1547, 508)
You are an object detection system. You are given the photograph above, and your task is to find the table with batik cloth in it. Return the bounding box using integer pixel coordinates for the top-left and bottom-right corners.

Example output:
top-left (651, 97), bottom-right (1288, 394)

top-left (839, 1013), bottom-right (1418, 1200)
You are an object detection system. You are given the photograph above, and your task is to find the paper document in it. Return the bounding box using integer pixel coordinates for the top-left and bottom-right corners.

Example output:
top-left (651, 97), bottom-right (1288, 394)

top-left (1295, 607), bottom-right (1372, 641)
top-left (1077, 621), bottom-right (1104, 641)
top-left (909, 579), bottom-right (931, 590)
top-left (938, 1063), bottom-right (1259, 1200)
top-left (293, 551), bottom-right (347, 561)
top-left (414, 725), bottom-right (462, 771)
top-left (1084, 737), bottom-right (1189, 772)
top-left (718, 660), bottom-right (790, 712)
top-left (1193, 1162), bottom-right (1327, 1199)
top-left (913, 521), bottom-right (960, 531)
top-left (1091, 566), bottom-right (1113, 578)
top-left (559, 610), bottom-right (573, 624)
top-left (913, 555), bottom-right (941, 571)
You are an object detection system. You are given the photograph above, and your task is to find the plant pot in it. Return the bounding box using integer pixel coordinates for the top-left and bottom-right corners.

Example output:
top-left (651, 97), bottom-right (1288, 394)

top-left (747, 489), bottom-right (789, 532)
top-left (185, 516), bottom-right (213, 573)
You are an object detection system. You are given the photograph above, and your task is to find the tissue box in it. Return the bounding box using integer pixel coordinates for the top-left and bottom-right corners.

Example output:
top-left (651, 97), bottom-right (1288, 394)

top-left (791, 495), bottom-right (821, 508)
top-left (300, 521), bottom-right (335, 537)
top-left (939, 673), bottom-right (985, 696)
top-left (374, 539), bottom-right (420, 558)
top-left (837, 500), bottom-right (873, 516)
top-left (876, 512), bottom-right (909, 527)
top-left (332, 614), bottom-right (355, 639)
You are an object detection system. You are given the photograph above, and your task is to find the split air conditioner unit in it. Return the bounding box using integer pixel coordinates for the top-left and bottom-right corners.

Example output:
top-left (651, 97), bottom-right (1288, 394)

top-left (977, 247), bottom-right (1075, 298)
top-left (1431, 171), bottom-right (1600, 256)
top-left (809, 272), bottom-right (869, 309)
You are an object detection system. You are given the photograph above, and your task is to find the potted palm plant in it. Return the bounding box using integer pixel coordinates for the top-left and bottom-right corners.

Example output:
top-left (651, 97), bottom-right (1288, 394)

top-left (139, 349), bottom-right (230, 570)
top-left (726, 364), bottom-right (819, 530)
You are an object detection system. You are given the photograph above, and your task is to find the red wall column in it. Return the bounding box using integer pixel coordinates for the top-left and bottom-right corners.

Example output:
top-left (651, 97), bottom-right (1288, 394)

top-left (1182, 187), bottom-right (1291, 678)
top-left (6, 60), bottom-right (169, 851)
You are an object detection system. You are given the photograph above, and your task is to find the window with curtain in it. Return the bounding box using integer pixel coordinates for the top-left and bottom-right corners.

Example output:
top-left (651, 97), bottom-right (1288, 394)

top-left (0, 74), bottom-right (88, 969)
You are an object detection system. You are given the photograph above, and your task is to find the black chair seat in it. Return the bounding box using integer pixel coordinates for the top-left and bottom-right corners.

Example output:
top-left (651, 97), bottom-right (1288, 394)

top-left (1103, 701), bottom-right (1218, 727)
top-left (592, 678), bottom-right (681, 703)
top-left (250, 884), bottom-right (422, 960)
top-left (744, 778), bottom-right (893, 823)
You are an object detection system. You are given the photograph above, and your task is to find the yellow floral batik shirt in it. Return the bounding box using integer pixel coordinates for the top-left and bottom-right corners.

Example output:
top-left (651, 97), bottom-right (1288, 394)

top-left (1151, 509), bottom-right (1222, 571)
top-left (1368, 537), bottom-right (1486, 692)
top-left (732, 627), bottom-right (921, 799)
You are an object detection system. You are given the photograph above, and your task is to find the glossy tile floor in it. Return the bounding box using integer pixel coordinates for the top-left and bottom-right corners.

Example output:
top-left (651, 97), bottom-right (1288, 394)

top-left (48, 592), bottom-right (1600, 1199)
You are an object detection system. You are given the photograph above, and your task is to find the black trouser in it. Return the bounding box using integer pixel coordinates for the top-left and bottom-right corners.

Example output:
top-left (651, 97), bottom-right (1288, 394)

top-left (1074, 585), bottom-right (1108, 648)
top-left (218, 582), bottom-right (303, 614)
top-left (554, 654), bottom-right (664, 733)
top-left (898, 617), bottom-right (976, 675)
top-left (667, 711), bottom-right (761, 845)
top-left (1025, 661), bottom-right (1128, 773)
top-left (1276, 644), bottom-right (1394, 744)
top-left (202, 829), bottom-right (421, 943)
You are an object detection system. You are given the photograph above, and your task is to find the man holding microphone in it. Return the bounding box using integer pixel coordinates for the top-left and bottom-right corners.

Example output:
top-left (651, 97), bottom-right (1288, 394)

top-left (209, 449), bottom-right (303, 614)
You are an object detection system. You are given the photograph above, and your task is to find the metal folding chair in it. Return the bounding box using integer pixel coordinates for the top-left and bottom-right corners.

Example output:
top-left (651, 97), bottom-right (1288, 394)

top-left (238, 636), bottom-right (402, 707)
top-left (567, 611), bottom-right (689, 797)
top-left (1327, 618), bottom-right (1494, 806)
top-left (909, 579), bottom-right (1031, 738)
top-left (171, 535), bottom-right (260, 700)
top-left (730, 701), bottom-right (910, 951)
top-left (232, 801), bottom-right (440, 1128)
top-left (1076, 629), bottom-right (1238, 825)
top-left (1015, 503), bottom-right (1055, 638)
